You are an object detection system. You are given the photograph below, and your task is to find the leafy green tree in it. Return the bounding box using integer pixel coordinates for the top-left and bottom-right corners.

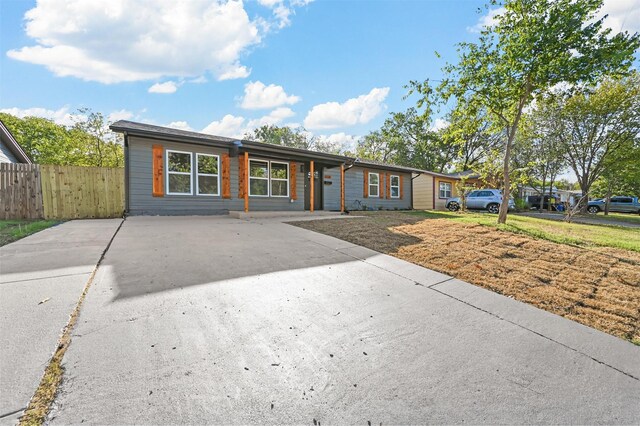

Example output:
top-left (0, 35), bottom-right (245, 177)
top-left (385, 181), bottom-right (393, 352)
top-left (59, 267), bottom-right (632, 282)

top-left (0, 110), bottom-right (124, 167)
top-left (409, 0), bottom-right (639, 223)
top-left (516, 101), bottom-right (566, 210)
top-left (71, 108), bottom-right (124, 167)
top-left (354, 108), bottom-right (455, 172)
top-left (589, 135), bottom-right (640, 213)
top-left (245, 125), bottom-right (313, 150)
top-left (442, 106), bottom-right (502, 171)
top-left (245, 125), bottom-right (342, 154)
top-left (557, 74), bottom-right (640, 210)
top-left (354, 131), bottom-right (393, 162)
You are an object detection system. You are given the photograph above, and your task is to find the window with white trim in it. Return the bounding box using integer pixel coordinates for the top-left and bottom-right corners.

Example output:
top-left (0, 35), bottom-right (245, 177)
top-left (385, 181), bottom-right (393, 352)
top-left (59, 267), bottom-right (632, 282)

top-left (249, 160), bottom-right (269, 196)
top-left (166, 150), bottom-right (192, 195)
top-left (270, 161), bottom-right (289, 197)
top-left (368, 172), bottom-right (379, 197)
top-left (196, 154), bottom-right (219, 196)
top-left (390, 175), bottom-right (400, 198)
top-left (439, 182), bottom-right (452, 198)
top-left (249, 159), bottom-right (290, 197)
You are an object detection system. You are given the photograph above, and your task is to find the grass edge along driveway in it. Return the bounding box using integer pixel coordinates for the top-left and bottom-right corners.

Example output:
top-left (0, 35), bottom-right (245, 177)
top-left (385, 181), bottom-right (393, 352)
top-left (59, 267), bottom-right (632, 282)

top-left (290, 211), bottom-right (640, 344)
top-left (0, 220), bottom-right (59, 247)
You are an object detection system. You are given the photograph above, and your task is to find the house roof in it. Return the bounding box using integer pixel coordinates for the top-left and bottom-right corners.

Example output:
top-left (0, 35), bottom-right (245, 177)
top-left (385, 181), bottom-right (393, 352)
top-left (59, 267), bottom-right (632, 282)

top-left (110, 120), bottom-right (422, 173)
top-left (0, 120), bottom-right (32, 164)
top-left (445, 170), bottom-right (480, 179)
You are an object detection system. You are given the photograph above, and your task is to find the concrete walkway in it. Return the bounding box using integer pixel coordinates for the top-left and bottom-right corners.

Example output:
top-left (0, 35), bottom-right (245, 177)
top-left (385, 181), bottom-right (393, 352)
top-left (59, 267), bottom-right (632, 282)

top-left (48, 216), bottom-right (639, 424)
top-left (0, 219), bottom-right (122, 424)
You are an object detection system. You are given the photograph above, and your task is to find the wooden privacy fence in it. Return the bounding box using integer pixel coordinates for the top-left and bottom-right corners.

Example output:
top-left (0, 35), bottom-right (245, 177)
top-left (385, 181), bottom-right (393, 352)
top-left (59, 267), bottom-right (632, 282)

top-left (0, 163), bottom-right (124, 220)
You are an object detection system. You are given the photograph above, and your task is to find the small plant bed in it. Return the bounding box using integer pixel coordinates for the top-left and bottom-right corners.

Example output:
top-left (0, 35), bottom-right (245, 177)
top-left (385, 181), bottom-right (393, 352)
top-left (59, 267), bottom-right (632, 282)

top-left (290, 211), bottom-right (640, 344)
top-left (0, 220), bottom-right (59, 247)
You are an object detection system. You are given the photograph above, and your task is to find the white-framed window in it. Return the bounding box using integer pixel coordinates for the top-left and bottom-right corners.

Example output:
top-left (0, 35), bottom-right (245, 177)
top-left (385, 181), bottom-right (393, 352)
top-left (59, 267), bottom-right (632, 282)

top-left (270, 161), bottom-right (289, 197)
top-left (368, 172), bottom-right (379, 197)
top-left (196, 154), bottom-right (219, 196)
top-left (249, 160), bottom-right (269, 197)
top-left (166, 150), bottom-right (193, 195)
top-left (390, 175), bottom-right (400, 198)
top-left (249, 159), bottom-right (290, 197)
top-left (439, 182), bottom-right (452, 199)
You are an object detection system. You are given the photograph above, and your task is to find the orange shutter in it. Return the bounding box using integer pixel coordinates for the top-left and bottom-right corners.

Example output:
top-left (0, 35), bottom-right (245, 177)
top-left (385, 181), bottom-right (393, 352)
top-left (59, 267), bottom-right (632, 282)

top-left (363, 169), bottom-right (368, 198)
top-left (221, 154), bottom-right (231, 198)
top-left (290, 163), bottom-right (297, 200)
top-left (380, 172), bottom-right (385, 199)
top-left (399, 175), bottom-right (404, 199)
top-left (238, 156), bottom-right (246, 198)
top-left (152, 144), bottom-right (164, 197)
top-left (386, 174), bottom-right (391, 199)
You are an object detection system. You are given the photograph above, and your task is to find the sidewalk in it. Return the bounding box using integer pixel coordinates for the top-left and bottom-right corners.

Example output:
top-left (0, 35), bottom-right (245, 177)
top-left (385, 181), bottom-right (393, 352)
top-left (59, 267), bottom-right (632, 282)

top-left (0, 219), bottom-right (122, 424)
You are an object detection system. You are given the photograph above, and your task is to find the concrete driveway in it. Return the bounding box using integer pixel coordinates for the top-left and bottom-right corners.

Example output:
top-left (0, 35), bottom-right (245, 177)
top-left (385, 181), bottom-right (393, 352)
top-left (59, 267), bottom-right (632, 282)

top-left (0, 219), bottom-right (123, 424)
top-left (47, 216), bottom-right (639, 424)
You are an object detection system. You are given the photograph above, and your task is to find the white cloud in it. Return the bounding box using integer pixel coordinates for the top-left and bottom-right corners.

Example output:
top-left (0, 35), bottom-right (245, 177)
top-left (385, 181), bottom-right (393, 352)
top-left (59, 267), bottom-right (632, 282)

top-left (200, 107), bottom-right (296, 138)
top-left (148, 81), bottom-right (179, 94)
top-left (256, 0), bottom-right (312, 29)
top-left (0, 106), bottom-right (136, 126)
top-left (431, 118), bottom-right (449, 131)
top-left (303, 87), bottom-right (390, 130)
top-left (467, 7), bottom-right (505, 33)
top-left (316, 132), bottom-right (360, 151)
top-left (6, 0), bottom-right (311, 84)
top-left (201, 114), bottom-right (247, 138)
top-left (167, 121), bottom-right (193, 131)
top-left (0, 106), bottom-right (78, 126)
top-left (188, 76), bottom-right (208, 84)
top-left (107, 109), bottom-right (134, 122)
top-left (246, 107), bottom-right (295, 128)
top-left (468, 1), bottom-right (639, 34)
top-left (240, 81), bottom-right (300, 109)
top-left (600, 0), bottom-right (640, 33)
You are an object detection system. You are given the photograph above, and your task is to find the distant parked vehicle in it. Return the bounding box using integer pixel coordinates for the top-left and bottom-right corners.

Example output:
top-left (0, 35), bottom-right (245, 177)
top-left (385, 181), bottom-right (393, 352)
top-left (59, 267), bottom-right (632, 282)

top-left (587, 196), bottom-right (640, 214)
top-left (446, 189), bottom-right (516, 214)
top-left (527, 194), bottom-right (561, 211)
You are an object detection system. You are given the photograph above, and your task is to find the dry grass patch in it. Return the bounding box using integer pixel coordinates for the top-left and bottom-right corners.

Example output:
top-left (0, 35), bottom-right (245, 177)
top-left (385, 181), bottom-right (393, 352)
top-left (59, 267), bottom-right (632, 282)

top-left (291, 212), bottom-right (640, 344)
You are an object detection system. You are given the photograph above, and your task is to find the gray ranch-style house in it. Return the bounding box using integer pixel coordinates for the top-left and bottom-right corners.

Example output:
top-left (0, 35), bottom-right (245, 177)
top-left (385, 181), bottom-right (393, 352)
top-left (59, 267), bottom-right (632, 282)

top-left (110, 121), bottom-right (419, 216)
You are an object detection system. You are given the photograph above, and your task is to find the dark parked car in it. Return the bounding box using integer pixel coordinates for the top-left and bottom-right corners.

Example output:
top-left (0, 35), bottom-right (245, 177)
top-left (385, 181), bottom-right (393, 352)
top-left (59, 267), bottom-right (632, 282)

top-left (527, 195), bottom-right (560, 211)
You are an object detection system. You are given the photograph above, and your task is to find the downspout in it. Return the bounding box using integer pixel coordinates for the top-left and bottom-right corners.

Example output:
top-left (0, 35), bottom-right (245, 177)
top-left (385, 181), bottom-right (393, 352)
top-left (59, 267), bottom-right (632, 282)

top-left (123, 132), bottom-right (130, 216)
top-left (410, 172), bottom-right (422, 210)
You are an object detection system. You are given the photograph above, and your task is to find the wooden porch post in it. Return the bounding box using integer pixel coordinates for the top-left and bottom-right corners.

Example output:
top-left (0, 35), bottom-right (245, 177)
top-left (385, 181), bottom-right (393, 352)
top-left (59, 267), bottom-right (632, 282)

top-left (244, 152), bottom-right (249, 212)
top-left (340, 164), bottom-right (345, 213)
top-left (310, 160), bottom-right (315, 213)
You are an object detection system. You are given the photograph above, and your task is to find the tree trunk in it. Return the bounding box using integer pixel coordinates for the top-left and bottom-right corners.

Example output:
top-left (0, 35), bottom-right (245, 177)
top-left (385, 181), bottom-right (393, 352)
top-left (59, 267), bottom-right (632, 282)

top-left (539, 177), bottom-right (546, 211)
top-left (498, 133), bottom-right (513, 224)
top-left (604, 182), bottom-right (612, 216)
top-left (579, 181), bottom-right (589, 213)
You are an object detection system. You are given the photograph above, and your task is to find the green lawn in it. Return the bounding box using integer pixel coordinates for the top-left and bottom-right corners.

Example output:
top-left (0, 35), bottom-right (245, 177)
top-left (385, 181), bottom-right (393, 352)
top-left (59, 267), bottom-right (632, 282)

top-left (588, 212), bottom-right (640, 224)
top-left (408, 210), bottom-right (640, 252)
top-left (0, 220), bottom-right (59, 247)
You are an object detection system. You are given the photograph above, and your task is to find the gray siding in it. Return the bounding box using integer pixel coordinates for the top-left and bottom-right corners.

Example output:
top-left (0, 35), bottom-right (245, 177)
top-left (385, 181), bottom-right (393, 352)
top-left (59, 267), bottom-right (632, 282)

top-left (322, 166), bottom-right (412, 211)
top-left (0, 140), bottom-right (18, 163)
top-left (128, 136), bottom-right (305, 215)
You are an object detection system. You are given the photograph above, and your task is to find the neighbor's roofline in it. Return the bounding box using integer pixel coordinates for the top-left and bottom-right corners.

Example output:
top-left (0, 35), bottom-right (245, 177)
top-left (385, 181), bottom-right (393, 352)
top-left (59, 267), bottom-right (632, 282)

top-left (0, 119), bottom-right (32, 164)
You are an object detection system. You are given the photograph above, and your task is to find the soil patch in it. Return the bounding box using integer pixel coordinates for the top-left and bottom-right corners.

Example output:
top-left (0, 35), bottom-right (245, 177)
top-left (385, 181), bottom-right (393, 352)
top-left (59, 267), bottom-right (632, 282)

top-left (291, 212), bottom-right (640, 344)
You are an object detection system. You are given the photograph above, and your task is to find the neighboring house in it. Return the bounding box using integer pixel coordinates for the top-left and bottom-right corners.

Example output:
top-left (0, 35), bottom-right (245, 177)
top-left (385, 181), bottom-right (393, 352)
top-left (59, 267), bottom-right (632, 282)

top-left (110, 121), bottom-right (416, 215)
top-left (413, 170), bottom-right (481, 210)
top-left (0, 120), bottom-right (31, 164)
top-left (518, 185), bottom-right (583, 207)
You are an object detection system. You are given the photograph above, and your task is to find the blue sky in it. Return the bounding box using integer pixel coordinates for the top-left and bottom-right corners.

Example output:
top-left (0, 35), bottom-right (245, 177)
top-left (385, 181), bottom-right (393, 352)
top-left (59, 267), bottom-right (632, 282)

top-left (1, 0), bottom-right (638, 151)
